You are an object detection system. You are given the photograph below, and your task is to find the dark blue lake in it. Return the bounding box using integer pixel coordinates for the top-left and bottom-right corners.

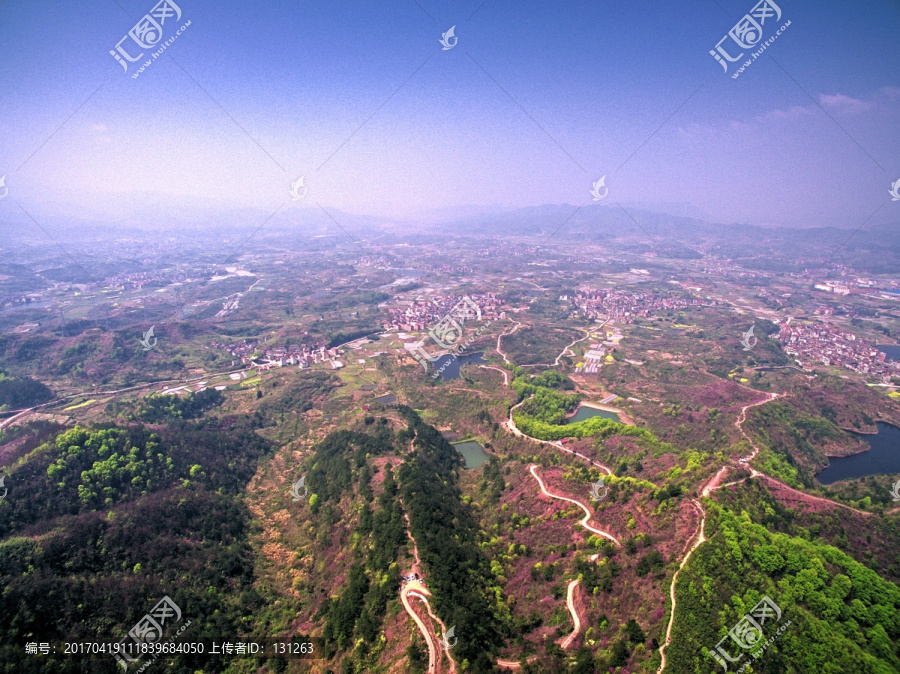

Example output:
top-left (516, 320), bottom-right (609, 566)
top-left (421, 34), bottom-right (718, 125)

top-left (877, 345), bottom-right (900, 361)
top-left (433, 352), bottom-right (486, 381)
top-left (816, 423), bottom-right (900, 485)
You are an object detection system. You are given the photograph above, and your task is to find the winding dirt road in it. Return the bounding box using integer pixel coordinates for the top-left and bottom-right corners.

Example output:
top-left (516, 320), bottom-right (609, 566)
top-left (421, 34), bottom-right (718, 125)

top-left (735, 391), bottom-right (781, 462)
top-left (657, 389), bottom-right (871, 672)
top-left (497, 466), bottom-right (620, 669)
top-left (656, 500), bottom-right (707, 674)
top-left (529, 465), bottom-right (621, 545)
top-left (554, 320), bottom-right (607, 367)
top-left (507, 400), bottom-right (614, 475)
top-left (400, 498), bottom-right (457, 674)
top-left (479, 365), bottom-right (509, 386)
top-left (496, 320), bottom-right (522, 366)
top-left (402, 584), bottom-right (441, 672)
top-left (559, 579), bottom-right (583, 649)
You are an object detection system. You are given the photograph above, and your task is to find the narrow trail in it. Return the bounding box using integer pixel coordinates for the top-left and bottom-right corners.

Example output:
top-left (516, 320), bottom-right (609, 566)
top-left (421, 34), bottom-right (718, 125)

top-left (554, 320), bottom-right (607, 367)
top-left (415, 590), bottom-right (457, 673)
top-left (657, 389), bottom-right (870, 672)
top-left (656, 392), bottom-right (777, 673)
top-left (701, 466), bottom-right (731, 497)
top-left (479, 365), bottom-right (509, 386)
top-left (503, 378), bottom-right (864, 672)
top-left (732, 391), bottom-right (871, 516)
top-left (496, 320), bottom-right (522, 366)
top-left (656, 500), bottom-right (707, 674)
top-left (528, 465), bottom-right (621, 546)
top-left (401, 585), bottom-right (440, 673)
top-left (400, 485), bottom-right (457, 674)
top-left (735, 391), bottom-right (782, 462)
top-left (507, 399), bottom-right (613, 475)
top-left (497, 466), bottom-right (620, 669)
top-left (559, 579), bottom-right (583, 649)
top-left (750, 469), bottom-right (873, 517)
top-left (554, 331), bottom-right (589, 366)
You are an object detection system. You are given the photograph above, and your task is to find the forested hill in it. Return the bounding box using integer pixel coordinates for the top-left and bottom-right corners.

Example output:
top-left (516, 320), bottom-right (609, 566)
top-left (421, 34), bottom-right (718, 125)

top-left (397, 406), bottom-right (506, 671)
top-left (0, 415), bottom-right (273, 673)
top-left (667, 503), bottom-right (900, 673)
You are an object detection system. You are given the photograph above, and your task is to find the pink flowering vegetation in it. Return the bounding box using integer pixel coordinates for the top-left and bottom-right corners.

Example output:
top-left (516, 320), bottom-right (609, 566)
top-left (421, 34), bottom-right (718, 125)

top-left (474, 463), bottom-right (590, 657)
top-left (540, 466), bottom-right (689, 641)
top-left (478, 464), bottom-right (673, 664)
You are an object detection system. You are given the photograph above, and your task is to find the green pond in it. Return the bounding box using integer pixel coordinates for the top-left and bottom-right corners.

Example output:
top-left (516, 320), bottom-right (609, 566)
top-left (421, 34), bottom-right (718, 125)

top-left (453, 440), bottom-right (491, 469)
top-left (565, 405), bottom-right (621, 424)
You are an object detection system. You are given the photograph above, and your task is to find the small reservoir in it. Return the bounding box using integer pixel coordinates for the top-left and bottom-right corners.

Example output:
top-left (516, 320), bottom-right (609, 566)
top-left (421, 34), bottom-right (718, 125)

top-left (816, 423), bottom-right (900, 485)
top-left (453, 440), bottom-right (491, 469)
top-left (433, 352), bottom-right (486, 381)
top-left (565, 405), bottom-right (622, 424)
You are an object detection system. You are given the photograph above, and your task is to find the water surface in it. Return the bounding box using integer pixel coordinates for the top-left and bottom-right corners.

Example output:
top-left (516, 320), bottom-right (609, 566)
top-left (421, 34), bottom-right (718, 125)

top-left (565, 405), bottom-right (622, 424)
top-left (816, 423), bottom-right (900, 485)
top-left (877, 345), bottom-right (900, 361)
top-left (453, 440), bottom-right (491, 469)
top-left (433, 352), bottom-right (486, 381)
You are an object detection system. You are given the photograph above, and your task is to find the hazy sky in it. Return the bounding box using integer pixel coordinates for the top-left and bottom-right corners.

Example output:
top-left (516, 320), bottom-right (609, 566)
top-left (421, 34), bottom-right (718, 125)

top-left (1, 0), bottom-right (898, 229)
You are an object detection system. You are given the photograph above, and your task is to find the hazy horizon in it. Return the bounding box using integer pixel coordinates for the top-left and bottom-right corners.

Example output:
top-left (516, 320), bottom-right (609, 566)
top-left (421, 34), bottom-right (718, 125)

top-left (1, 0), bottom-right (899, 233)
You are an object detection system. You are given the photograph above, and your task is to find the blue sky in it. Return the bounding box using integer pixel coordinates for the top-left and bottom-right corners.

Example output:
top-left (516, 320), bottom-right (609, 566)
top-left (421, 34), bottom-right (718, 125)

top-left (0, 0), bottom-right (898, 228)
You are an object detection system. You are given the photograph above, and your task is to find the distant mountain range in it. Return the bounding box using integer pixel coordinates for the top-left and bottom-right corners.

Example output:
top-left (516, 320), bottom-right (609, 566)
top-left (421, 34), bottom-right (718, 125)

top-left (3, 200), bottom-right (898, 272)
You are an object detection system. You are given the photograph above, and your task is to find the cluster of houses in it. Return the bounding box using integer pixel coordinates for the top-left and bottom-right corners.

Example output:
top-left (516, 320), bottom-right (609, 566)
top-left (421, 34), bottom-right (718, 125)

top-left (383, 293), bottom-right (504, 333)
top-left (210, 339), bottom-right (347, 371)
top-left (777, 322), bottom-right (899, 380)
top-left (102, 269), bottom-right (191, 291)
top-left (568, 290), bottom-right (709, 323)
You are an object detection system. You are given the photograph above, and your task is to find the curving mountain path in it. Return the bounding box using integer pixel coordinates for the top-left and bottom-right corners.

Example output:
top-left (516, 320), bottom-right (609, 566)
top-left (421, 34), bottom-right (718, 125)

top-left (496, 320), bottom-right (522, 366)
top-left (559, 579), bottom-right (583, 649)
top-left (399, 496), bottom-right (457, 674)
top-left (489, 365), bottom-right (867, 671)
top-left (507, 399), bottom-right (614, 475)
top-left (528, 464), bottom-right (621, 545)
top-left (402, 584), bottom-right (440, 673)
top-left (479, 364), bottom-right (509, 386)
top-left (657, 388), bottom-right (874, 671)
top-left (497, 466), bottom-right (620, 669)
top-left (656, 499), bottom-right (707, 674)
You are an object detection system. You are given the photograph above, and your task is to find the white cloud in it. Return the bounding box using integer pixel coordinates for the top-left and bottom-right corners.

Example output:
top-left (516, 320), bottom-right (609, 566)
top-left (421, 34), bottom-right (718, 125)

top-left (817, 93), bottom-right (872, 115)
